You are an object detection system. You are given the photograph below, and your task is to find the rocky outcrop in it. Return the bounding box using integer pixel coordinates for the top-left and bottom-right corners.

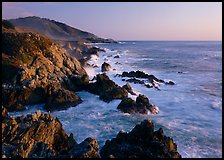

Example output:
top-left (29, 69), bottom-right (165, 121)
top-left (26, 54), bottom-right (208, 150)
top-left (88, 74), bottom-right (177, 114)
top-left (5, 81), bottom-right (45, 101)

top-left (117, 70), bottom-right (175, 90)
top-left (117, 94), bottom-right (159, 114)
top-left (101, 62), bottom-right (112, 72)
top-left (45, 88), bottom-right (82, 112)
top-left (100, 119), bottom-right (181, 158)
top-left (117, 98), bottom-right (148, 114)
top-left (122, 83), bottom-right (136, 95)
top-left (87, 73), bottom-right (128, 102)
top-left (2, 27), bottom-right (89, 112)
top-left (2, 108), bottom-right (100, 158)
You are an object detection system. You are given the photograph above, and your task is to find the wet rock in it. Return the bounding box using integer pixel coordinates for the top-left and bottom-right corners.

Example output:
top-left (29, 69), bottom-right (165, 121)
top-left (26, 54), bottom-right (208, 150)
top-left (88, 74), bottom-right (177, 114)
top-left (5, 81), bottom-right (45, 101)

top-left (122, 83), bottom-right (136, 95)
top-left (114, 55), bottom-right (120, 58)
top-left (136, 94), bottom-right (159, 114)
top-left (100, 119), bottom-right (181, 158)
top-left (87, 73), bottom-right (128, 102)
top-left (165, 81), bottom-right (175, 85)
top-left (117, 98), bottom-right (148, 114)
top-left (121, 70), bottom-right (164, 83)
top-left (126, 78), bottom-right (145, 84)
top-left (45, 88), bottom-right (82, 112)
top-left (101, 62), bottom-right (112, 72)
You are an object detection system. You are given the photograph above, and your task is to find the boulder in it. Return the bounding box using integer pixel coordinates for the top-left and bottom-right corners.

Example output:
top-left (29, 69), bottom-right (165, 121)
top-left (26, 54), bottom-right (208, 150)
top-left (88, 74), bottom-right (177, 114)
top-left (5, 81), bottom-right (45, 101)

top-left (117, 98), bottom-right (148, 114)
top-left (100, 119), bottom-right (181, 158)
top-left (136, 94), bottom-right (159, 114)
top-left (114, 55), bottom-right (120, 58)
top-left (101, 62), bottom-right (112, 72)
top-left (122, 83), bottom-right (136, 95)
top-left (87, 73), bottom-right (128, 102)
top-left (45, 88), bottom-right (82, 112)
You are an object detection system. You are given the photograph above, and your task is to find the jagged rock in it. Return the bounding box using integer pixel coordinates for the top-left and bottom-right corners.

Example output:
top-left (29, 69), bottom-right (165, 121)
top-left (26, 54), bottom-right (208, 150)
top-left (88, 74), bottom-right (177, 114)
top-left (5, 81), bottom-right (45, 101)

top-left (117, 98), bottom-right (148, 114)
top-left (117, 94), bottom-right (159, 115)
top-left (121, 70), bottom-right (164, 83)
top-left (136, 94), bottom-right (159, 114)
top-left (68, 138), bottom-right (100, 158)
top-left (2, 26), bottom-right (88, 112)
top-left (2, 111), bottom-right (100, 158)
top-left (87, 73), bottom-right (128, 102)
top-left (101, 62), bottom-right (112, 72)
top-left (45, 88), bottom-right (82, 112)
top-left (100, 119), bottom-right (182, 158)
top-left (122, 83), bottom-right (136, 95)
top-left (2, 106), bottom-right (8, 117)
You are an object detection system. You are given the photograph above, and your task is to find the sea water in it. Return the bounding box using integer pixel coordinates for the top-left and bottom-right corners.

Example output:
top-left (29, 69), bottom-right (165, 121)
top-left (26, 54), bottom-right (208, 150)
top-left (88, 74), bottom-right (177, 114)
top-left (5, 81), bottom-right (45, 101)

top-left (9, 41), bottom-right (222, 158)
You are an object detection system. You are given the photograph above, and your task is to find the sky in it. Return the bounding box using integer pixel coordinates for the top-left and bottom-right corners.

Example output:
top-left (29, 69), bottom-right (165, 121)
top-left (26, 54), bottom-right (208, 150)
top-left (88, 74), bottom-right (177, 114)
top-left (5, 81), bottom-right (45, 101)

top-left (2, 2), bottom-right (222, 41)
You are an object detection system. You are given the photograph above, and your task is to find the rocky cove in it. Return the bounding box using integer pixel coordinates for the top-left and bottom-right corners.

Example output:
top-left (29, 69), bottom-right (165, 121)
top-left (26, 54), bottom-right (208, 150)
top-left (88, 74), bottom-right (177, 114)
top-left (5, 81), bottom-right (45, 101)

top-left (2, 18), bottom-right (181, 158)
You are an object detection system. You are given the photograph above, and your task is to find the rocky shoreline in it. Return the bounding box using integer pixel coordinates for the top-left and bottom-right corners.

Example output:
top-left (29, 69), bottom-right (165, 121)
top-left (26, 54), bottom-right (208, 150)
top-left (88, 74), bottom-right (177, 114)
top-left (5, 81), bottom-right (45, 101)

top-left (2, 19), bottom-right (181, 158)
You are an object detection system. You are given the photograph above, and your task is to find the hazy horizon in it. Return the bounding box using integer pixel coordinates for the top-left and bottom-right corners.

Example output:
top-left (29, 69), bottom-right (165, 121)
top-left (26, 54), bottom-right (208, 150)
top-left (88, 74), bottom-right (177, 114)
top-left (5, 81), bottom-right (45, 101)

top-left (2, 2), bottom-right (222, 41)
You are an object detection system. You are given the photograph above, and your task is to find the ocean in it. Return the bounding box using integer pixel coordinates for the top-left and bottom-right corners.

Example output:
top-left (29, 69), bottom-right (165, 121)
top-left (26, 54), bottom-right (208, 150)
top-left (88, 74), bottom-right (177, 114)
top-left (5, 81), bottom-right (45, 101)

top-left (9, 41), bottom-right (222, 158)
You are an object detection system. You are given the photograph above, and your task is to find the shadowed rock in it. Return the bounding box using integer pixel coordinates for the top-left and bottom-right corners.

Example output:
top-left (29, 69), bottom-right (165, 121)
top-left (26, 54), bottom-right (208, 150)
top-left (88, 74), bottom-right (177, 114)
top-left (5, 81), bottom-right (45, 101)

top-left (87, 73), bottom-right (128, 102)
top-left (100, 119), bottom-right (181, 158)
top-left (101, 62), bottom-right (112, 72)
top-left (122, 83), bottom-right (136, 95)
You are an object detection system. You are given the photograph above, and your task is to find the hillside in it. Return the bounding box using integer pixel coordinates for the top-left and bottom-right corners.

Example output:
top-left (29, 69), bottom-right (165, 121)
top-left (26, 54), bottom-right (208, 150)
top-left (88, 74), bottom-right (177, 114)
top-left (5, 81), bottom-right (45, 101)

top-left (9, 16), bottom-right (116, 43)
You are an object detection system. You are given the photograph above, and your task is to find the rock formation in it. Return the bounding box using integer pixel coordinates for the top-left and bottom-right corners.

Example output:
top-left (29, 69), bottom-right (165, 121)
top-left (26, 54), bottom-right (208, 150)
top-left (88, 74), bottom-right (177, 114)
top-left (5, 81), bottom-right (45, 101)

top-left (87, 73), bottom-right (128, 102)
top-left (2, 107), bottom-right (100, 158)
top-left (2, 21), bottom-right (89, 112)
top-left (100, 119), bottom-right (181, 158)
top-left (101, 62), bottom-right (112, 72)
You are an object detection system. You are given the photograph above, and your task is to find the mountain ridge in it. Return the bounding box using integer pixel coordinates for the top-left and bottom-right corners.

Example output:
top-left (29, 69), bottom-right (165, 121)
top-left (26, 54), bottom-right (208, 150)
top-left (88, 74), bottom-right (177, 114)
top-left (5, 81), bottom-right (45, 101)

top-left (8, 16), bottom-right (116, 43)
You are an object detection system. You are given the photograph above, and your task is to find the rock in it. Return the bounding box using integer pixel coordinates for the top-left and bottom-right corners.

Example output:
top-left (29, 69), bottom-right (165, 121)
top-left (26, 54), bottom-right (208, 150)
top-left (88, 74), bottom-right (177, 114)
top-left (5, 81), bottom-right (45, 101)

top-left (136, 94), bottom-right (159, 114)
top-left (100, 119), bottom-right (181, 158)
top-left (117, 98), bottom-right (148, 114)
top-left (2, 112), bottom-right (100, 158)
top-left (45, 88), bottom-right (82, 112)
top-left (2, 27), bottom-right (88, 112)
top-left (114, 55), bottom-right (120, 58)
top-left (87, 73), bottom-right (128, 102)
top-left (122, 83), bottom-right (136, 95)
top-left (126, 78), bottom-right (145, 84)
top-left (2, 106), bottom-right (8, 117)
top-left (101, 62), bottom-right (112, 72)
top-left (68, 137), bottom-right (100, 158)
top-left (165, 81), bottom-right (175, 85)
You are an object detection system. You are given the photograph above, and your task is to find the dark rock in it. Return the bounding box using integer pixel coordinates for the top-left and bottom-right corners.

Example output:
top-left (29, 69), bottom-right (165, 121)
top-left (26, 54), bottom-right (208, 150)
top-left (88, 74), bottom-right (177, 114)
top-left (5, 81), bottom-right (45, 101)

top-left (117, 98), bottom-right (148, 114)
top-left (45, 88), bottom-right (82, 112)
top-left (126, 78), bottom-right (145, 84)
top-left (101, 62), bottom-right (112, 72)
top-left (115, 62), bottom-right (122, 65)
top-left (122, 83), bottom-right (136, 95)
top-left (100, 119), bottom-right (181, 158)
top-left (136, 94), bottom-right (159, 114)
top-left (114, 55), bottom-right (120, 58)
top-left (87, 73), bottom-right (128, 102)
top-left (165, 81), bottom-right (175, 85)
top-left (121, 70), bottom-right (164, 83)
top-left (68, 137), bottom-right (100, 158)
